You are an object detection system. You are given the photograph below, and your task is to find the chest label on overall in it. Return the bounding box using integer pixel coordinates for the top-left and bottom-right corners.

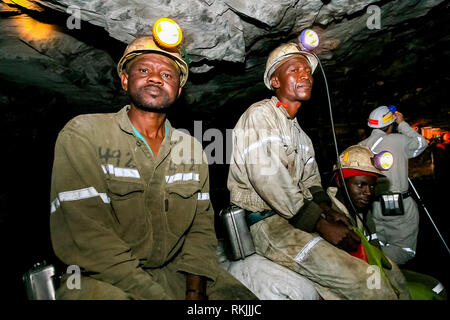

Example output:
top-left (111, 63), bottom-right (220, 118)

top-left (98, 147), bottom-right (135, 168)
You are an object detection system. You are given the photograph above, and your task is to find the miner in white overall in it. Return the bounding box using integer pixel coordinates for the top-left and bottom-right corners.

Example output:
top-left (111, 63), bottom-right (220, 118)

top-left (359, 106), bottom-right (428, 265)
top-left (227, 42), bottom-right (407, 299)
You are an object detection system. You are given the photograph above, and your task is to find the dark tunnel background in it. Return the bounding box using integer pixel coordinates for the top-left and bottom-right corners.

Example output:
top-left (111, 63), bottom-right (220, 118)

top-left (1, 2), bottom-right (449, 300)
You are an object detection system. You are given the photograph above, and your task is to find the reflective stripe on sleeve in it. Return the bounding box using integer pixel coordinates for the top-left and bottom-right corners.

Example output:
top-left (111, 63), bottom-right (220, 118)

top-left (165, 172), bottom-right (200, 184)
top-left (294, 236), bottom-right (323, 264)
top-left (367, 233), bottom-right (378, 241)
top-left (402, 247), bottom-right (416, 255)
top-left (378, 242), bottom-right (416, 256)
top-left (412, 136), bottom-right (423, 158)
top-left (432, 282), bottom-right (444, 294)
top-left (371, 137), bottom-right (384, 153)
top-left (298, 144), bottom-right (310, 153)
top-left (101, 164), bottom-right (140, 179)
top-left (50, 187), bottom-right (110, 213)
top-left (197, 192), bottom-right (210, 200)
top-left (241, 135), bottom-right (291, 157)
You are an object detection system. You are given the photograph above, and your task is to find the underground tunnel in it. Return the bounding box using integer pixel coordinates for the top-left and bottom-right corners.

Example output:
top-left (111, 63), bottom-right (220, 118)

top-left (0, 0), bottom-right (449, 301)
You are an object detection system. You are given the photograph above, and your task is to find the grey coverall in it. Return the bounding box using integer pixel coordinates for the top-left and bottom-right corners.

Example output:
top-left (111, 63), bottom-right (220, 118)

top-left (359, 121), bottom-right (428, 264)
top-left (50, 106), bottom-right (256, 300)
top-left (228, 96), bottom-right (404, 299)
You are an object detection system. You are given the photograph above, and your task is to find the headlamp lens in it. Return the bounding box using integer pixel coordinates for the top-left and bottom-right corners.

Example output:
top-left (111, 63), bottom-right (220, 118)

top-left (152, 18), bottom-right (182, 48)
top-left (298, 29), bottom-right (319, 51)
top-left (373, 151), bottom-right (394, 170)
top-left (388, 105), bottom-right (397, 113)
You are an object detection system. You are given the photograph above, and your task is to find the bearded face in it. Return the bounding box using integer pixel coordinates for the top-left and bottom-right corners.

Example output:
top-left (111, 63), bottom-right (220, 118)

top-left (121, 54), bottom-right (181, 113)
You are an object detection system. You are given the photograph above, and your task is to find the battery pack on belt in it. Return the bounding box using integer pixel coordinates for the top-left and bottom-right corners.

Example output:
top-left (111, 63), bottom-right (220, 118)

top-left (380, 192), bottom-right (406, 216)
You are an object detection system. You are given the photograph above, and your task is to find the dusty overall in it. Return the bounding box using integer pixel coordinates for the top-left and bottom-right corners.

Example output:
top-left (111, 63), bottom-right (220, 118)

top-left (228, 98), bottom-right (409, 299)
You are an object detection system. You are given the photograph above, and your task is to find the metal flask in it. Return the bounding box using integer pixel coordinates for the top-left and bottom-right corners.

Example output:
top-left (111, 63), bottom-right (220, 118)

top-left (22, 261), bottom-right (57, 300)
top-left (219, 206), bottom-right (256, 260)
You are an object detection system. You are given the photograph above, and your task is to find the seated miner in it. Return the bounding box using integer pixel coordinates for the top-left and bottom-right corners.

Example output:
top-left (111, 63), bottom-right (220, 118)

top-left (227, 41), bottom-right (407, 299)
top-left (49, 32), bottom-right (257, 300)
top-left (328, 145), bottom-right (446, 300)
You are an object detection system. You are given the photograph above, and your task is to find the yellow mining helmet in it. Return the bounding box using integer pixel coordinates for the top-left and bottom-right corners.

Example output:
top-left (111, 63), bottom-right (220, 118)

top-left (333, 145), bottom-right (390, 175)
top-left (116, 18), bottom-right (189, 87)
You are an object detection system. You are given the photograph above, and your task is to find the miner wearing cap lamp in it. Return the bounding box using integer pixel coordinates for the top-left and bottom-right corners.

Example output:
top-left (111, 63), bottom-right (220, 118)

top-left (49, 20), bottom-right (256, 300)
top-left (227, 42), bottom-right (403, 299)
top-left (328, 145), bottom-right (445, 300)
top-left (359, 106), bottom-right (428, 265)
top-left (328, 145), bottom-right (410, 299)
top-left (330, 145), bottom-right (389, 243)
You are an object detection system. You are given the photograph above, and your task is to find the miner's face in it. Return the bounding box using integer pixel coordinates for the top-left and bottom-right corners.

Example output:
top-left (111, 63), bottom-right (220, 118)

top-left (271, 56), bottom-right (313, 102)
top-left (345, 175), bottom-right (378, 210)
top-left (121, 54), bottom-right (181, 113)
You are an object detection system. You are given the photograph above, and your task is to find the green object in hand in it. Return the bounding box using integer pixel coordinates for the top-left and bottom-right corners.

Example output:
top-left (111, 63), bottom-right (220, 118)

top-left (352, 226), bottom-right (399, 296)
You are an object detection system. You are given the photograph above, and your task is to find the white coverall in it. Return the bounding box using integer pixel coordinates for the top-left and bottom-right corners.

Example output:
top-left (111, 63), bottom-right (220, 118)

top-left (217, 240), bottom-right (320, 300)
top-left (227, 96), bottom-right (406, 299)
top-left (359, 121), bottom-right (428, 264)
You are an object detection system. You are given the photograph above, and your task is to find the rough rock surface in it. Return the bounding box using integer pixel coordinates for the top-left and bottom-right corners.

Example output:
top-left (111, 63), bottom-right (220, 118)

top-left (1, 0), bottom-right (447, 118)
top-left (0, 1), bottom-right (127, 109)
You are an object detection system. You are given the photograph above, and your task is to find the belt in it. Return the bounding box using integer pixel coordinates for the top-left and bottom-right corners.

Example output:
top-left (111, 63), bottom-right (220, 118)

top-left (379, 191), bottom-right (411, 199)
top-left (246, 210), bottom-right (276, 227)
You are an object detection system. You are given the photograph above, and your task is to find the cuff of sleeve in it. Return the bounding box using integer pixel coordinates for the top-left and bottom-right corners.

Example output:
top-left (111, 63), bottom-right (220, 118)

top-left (309, 186), bottom-right (331, 206)
top-left (288, 200), bottom-right (323, 233)
top-left (106, 268), bottom-right (171, 300)
top-left (177, 261), bottom-right (219, 284)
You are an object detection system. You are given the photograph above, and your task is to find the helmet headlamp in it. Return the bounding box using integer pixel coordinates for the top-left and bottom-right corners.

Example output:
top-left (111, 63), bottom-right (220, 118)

top-left (373, 151), bottom-right (394, 171)
top-left (298, 29), bottom-right (319, 51)
top-left (152, 18), bottom-right (183, 48)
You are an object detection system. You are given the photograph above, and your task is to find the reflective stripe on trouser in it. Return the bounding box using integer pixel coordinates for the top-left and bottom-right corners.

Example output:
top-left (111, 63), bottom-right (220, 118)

top-left (250, 215), bottom-right (410, 300)
top-left (371, 196), bottom-right (419, 265)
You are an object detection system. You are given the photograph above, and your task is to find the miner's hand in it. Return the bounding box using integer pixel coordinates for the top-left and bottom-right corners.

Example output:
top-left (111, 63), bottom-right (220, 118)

top-left (316, 218), bottom-right (361, 252)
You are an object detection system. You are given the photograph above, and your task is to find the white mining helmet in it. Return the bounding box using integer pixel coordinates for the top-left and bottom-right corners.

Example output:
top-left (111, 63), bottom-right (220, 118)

top-left (367, 105), bottom-right (397, 129)
top-left (263, 42), bottom-right (319, 90)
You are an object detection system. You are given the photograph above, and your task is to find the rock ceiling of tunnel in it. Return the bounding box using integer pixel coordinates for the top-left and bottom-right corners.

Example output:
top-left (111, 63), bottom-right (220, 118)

top-left (0, 0), bottom-right (448, 124)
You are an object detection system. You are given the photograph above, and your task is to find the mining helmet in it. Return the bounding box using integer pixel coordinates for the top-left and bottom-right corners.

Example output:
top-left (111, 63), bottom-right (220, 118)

top-left (367, 105), bottom-right (396, 129)
top-left (263, 42), bottom-right (318, 90)
top-left (333, 145), bottom-right (385, 176)
top-left (116, 36), bottom-right (189, 87)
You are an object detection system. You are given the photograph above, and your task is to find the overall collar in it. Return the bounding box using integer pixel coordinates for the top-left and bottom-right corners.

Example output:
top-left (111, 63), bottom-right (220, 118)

top-left (271, 96), bottom-right (293, 120)
top-left (116, 105), bottom-right (173, 141)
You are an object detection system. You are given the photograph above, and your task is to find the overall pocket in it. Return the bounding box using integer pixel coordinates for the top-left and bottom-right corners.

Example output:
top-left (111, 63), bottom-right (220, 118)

top-left (107, 178), bottom-right (149, 245)
top-left (164, 184), bottom-right (200, 237)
